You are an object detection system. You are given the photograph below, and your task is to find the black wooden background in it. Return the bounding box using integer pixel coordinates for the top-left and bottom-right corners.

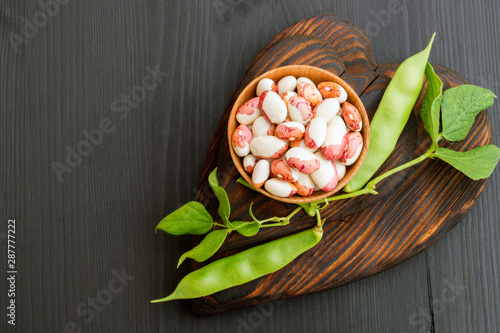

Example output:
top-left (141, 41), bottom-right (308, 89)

top-left (1, 0), bottom-right (499, 332)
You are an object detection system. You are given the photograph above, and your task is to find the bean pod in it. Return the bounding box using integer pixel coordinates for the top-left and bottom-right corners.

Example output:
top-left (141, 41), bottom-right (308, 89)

top-left (151, 225), bottom-right (323, 303)
top-left (345, 34), bottom-right (435, 192)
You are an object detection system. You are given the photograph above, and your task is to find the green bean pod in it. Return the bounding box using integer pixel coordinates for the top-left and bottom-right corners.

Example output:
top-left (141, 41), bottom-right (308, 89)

top-left (345, 33), bottom-right (436, 193)
top-left (151, 225), bottom-right (323, 302)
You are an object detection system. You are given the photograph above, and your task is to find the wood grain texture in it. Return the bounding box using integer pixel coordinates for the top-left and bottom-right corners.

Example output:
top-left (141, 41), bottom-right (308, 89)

top-left (192, 14), bottom-right (494, 315)
top-left (1, 0), bottom-right (499, 332)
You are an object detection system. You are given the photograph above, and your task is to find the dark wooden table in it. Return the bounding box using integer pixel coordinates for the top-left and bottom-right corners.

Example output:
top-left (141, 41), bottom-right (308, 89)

top-left (1, 1), bottom-right (499, 332)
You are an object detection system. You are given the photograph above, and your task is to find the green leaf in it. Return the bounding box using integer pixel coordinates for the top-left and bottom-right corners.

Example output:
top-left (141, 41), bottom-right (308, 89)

top-left (232, 221), bottom-right (260, 237)
top-left (236, 177), bottom-right (257, 191)
top-left (432, 145), bottom-right (500, 180)
top-left (155, 201), bottom-right (213, 235)
top-left (441, 85), bottom-right (496, 141)
top-left (420, 62), bottom-right (443, 148)
top-left (177, 229), bottom-right (230, 267)
top-left (208, 168), bottom-right (231, 225)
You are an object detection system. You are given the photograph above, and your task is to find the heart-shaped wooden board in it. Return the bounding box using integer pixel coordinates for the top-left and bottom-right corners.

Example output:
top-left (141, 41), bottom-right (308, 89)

top-left (190, 14), bottom-right (493, 315)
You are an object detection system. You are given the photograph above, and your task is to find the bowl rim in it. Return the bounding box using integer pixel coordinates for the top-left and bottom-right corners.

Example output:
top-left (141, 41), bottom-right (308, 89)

top-left (227, 64), bottom-right (370, 204)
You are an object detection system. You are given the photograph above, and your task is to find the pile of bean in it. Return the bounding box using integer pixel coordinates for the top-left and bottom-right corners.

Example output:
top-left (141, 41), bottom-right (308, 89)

top-left (232, 75), bottom-right (364, 198)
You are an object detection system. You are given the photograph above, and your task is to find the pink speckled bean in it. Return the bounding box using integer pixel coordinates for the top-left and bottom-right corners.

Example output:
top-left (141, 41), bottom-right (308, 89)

top-left (264, 178), bottom-right (297, 197)
top-left (297, 82), bottom-right (321, 106)
top-left (250, 135), bottom-right (288, 159)
top-left (252, 159), bottom-right (270, 188)
top-left (236, 97), bottom-right (262, 125)
top-left (285, 147), bottom-right (320, 174)
top-left (271, 159), bottom-right (299, 182)
top-left (341, 102), bottom-right (363, 131)
top-left (259, 91), bottom-right (287, 124)
top-left (312, 98), bottom-right (340, 123)
top-left (256, 78), bottom-right (277, 97)
top-left (232, 124), bottom-right (252, 157)
top-left (311, 152), bottom-right (339, 192)
top-left (277, 76), bottom-right (297, 95)
top-left (275, 121), bottom-right (305, 141)
top-left (341, 131), bottom-right (363, 166)
top-left (293, 173), bottom-right (316, 197)
top-left (288, 96), bottom-right (313, 125)
top-left (304, 117), bottom-right (327, 150)
top-left (252, 116), bottom-right (275, 137)
top-left (243, 154), bottom-right (259, 174)
top-left (321, 123), bottom-right (348, 160)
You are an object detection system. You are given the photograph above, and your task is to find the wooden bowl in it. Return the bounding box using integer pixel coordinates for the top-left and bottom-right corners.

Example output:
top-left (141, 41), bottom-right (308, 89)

top-left (227, 65), bottom-right (370, 204)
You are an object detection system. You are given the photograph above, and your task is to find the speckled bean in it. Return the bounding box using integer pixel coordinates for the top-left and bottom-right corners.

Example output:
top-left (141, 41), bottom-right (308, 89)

top-left (236, 97), bottom-right (262, 125)
top-left (342, 102), bottom-right (362, 131)
top-left (333, 159), bottom-right (346, 180)
top-left (312, 98), bottom-right (340, 123)
top-left (271, 159), bottom-right (299, 182)
top-left (285, 147), bottom-right (320, 174)
top-left (293, 173), bottom-right (316, 197)
top-left (243, 154), bottom-right (259, 174)
top-left (232, 124), bottom-right (253, 157)
top-left (317, 81), bottom-right (347, 103)
top-left (256, 78), bottom-right (277, 97)
top-left (250, 135), bottom-right (288, 159)
top-left (341, 131), bottom-right (363, 166)
top-left (252, 116), bottom-right (275, 137)
top-left (264, 178), bottom-right (297, 197)
top-left (259, 91), bottom-right (288, 124)
top-left (311, 152), bottom-right (339, 192)
top-left (252, 159), bottom-right (270, 188)
top-left (321, 123), bottom-right (348, 160)
top-left (288, 96), bottom-right (313, 125)
top-left (304, 117), bottom-right (327, 150)
top-left (297, 82), bottom-right (321, 106)
top-left (275, 121), bottom-right (305, 141)
top-left (277, 76), bottom-right (297, 95)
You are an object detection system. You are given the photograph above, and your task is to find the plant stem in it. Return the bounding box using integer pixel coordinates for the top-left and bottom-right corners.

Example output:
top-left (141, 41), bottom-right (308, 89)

top-left (285, 206), bottom-right (303, 220)
top-left (365, 151), bottom-right (431, 188)
top-left (315, 210), bottom-right (322, 228)
top-left (260, 221), bottom-right (290, 228)
top-left (214, 222), bottom-right (227, 228)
